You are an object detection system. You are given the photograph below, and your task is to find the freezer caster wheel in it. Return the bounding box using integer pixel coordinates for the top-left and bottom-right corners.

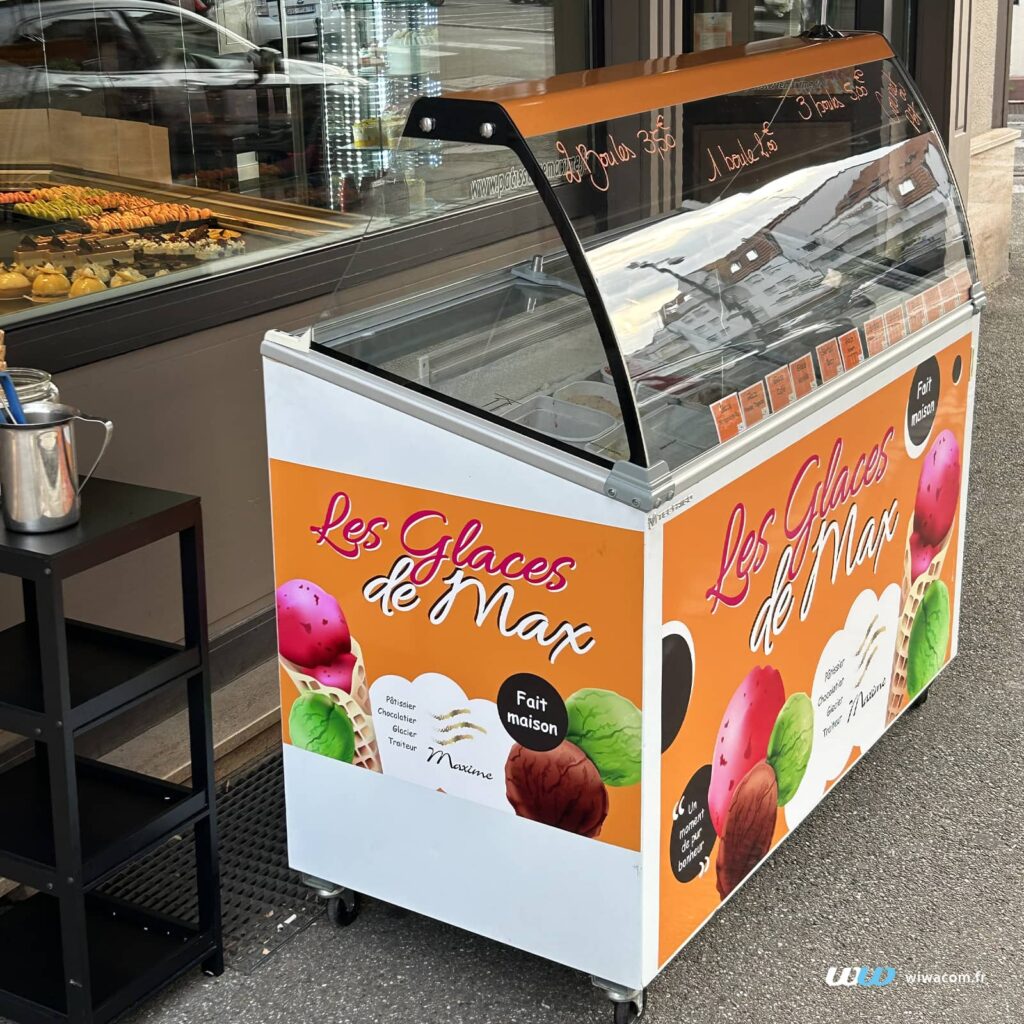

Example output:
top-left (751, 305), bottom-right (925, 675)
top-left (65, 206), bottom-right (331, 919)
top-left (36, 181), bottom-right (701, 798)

top-left (594, 980), bottom-right (645, 1023)
top-left (612, 990), bottom-right (645, 1023)
top-left (326, 890), bottom-right (361, 928)
top-left (908, 686), bottom-right (931, 711)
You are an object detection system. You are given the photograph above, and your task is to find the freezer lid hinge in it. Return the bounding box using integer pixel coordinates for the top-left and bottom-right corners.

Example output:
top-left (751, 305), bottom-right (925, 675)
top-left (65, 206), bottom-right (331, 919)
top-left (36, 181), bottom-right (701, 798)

top-left (970, 281), bottom-right (988, 315)
top-left (604, 460), bottom-right (674, 512)
top-left (263, 328), bottom-right (312, 353)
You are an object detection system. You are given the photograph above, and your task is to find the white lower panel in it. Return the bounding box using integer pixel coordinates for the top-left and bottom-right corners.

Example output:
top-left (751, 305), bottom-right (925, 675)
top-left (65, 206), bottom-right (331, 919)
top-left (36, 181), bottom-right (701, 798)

top-left (284, 744), bottom-right (643, 987)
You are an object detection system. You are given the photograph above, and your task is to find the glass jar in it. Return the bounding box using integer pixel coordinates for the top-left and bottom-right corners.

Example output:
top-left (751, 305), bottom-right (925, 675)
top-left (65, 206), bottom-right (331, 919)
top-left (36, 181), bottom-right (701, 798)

top-left (7, 368), bottom-right (59, 405)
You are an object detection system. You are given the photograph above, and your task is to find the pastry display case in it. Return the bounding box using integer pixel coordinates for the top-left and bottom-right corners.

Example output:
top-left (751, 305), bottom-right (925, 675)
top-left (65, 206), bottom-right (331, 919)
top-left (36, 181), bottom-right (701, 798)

top-left (263, 30), bottom-right (981, 1021)
top-left (0, 0), bottom-right (553, 369)
top-left (0, 169), bottom-right (366, 314)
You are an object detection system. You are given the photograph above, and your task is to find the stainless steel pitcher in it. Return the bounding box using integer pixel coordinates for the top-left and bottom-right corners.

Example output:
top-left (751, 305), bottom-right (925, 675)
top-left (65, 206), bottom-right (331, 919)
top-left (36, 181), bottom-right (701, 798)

top-left (0, 402), bottom-right (113, 533)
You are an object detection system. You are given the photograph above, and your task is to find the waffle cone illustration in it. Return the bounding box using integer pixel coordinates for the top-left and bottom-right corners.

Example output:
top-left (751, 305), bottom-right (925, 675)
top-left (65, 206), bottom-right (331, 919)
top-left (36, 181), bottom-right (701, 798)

top-left (281, 639), bottom-right (382, 771)
top-left (888, 518), bottom-right (953, 724)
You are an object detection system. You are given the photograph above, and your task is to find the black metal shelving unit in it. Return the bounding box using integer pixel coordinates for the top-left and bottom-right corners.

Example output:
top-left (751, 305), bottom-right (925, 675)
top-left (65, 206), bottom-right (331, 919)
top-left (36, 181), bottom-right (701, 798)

top-left (0, 479), bottom-right (223, 1024)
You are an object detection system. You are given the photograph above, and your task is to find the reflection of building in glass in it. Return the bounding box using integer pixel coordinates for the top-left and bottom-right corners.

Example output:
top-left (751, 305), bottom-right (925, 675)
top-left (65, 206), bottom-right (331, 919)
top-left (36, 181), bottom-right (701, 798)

top-left (711, 234), bottom-right (781, 281)
top-left (624, 133), bottom-right (953, 380)
top-left (837, 134), bottom-right (940, 214)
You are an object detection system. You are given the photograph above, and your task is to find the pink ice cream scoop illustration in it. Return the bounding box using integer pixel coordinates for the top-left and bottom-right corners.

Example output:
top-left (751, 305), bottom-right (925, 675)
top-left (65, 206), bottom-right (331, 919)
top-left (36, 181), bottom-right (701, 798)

top-left (276, 579), bottom-right (351, 667)
top-left (309, 652), bottom-right (358, 693)
top-left (708, 666), bottom-right (786, 835)
top-left (909, 430), bottom-right (961, 582)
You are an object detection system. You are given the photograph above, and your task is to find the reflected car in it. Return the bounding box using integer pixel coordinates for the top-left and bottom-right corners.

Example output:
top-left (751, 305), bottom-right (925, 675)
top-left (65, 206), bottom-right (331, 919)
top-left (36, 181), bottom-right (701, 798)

top-left (242, 0), bottom-right (320, 50)
top-left (233, 0), bottom-right (444, 49)
top-left (0, 1), bottom-right (363, 176)
top-left (0, 0), bottom-right (364, 98)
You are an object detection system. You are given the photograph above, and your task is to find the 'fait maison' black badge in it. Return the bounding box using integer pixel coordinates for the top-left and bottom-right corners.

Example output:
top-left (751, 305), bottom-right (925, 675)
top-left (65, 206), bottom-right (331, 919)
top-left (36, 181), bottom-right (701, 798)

top-left (497, 673), bottom-right (567, 751)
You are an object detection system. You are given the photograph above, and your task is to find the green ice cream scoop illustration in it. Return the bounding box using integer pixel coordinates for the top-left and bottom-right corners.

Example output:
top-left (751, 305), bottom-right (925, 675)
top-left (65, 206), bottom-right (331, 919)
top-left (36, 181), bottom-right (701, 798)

top-left (565, 688), bottom-right (642, 787)
top-left (289, 693), bottom-right (356, 763)
top-left (766, 692), bottom-right (814, 805)
top-left (907, 581), bottom-right (951, 699)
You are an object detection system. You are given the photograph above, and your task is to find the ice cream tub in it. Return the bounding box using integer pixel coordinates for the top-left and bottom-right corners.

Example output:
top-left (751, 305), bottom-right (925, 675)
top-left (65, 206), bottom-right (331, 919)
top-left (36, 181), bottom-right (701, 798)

top-left (505, 395), bottom-right (616, 443)
top-left (555, 381), bottom-right (624, 421)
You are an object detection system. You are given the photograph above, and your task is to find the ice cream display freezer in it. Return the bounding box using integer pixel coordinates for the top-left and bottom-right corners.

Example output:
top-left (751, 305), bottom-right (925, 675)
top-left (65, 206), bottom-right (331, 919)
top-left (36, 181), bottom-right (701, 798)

top-left (262, 31), bottom-right (980, 1021)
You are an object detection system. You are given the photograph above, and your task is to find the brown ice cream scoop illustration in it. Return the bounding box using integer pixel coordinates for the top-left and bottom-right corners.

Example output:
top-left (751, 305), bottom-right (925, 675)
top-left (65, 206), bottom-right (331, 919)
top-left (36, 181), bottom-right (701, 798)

top-left (715, 760), bottom-right (778, 899)
top-left (505, 741), bottom-right (609, 838)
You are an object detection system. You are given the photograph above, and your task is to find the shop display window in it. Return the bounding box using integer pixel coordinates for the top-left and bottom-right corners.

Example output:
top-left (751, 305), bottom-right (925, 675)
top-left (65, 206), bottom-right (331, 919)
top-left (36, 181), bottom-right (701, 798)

top-left (689, 1), bottom-right (857, 51)
top-left (0, 0), bottom-right (571, 328)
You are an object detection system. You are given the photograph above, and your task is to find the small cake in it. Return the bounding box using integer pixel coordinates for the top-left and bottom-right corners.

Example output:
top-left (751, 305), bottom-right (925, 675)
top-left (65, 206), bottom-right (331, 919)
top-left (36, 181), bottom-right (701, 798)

top-left (21, 261), bottom-right (58, 281)
top-left (353, 118), bottom-right (383, 148)
top-left (31, 270), bottom-right (71, 300)
top-left (385, 26), bottom-right (439, 75)
top-left (72, 262), bottom-right (111, 284)
top-left (193, 236), bottom-right (245, 260)
top-left (358, 42), bottom-right (386, 68)
top-left (128, 234), bottom-right (193, 257)
top-left (110, 267), bottom-right (147, 288)
top-left (69, 267), bottom-right (108, 297)
top-left (0, 269), bottom-right (31, 299)
top-left (80, 232), bottom-right (136, 254)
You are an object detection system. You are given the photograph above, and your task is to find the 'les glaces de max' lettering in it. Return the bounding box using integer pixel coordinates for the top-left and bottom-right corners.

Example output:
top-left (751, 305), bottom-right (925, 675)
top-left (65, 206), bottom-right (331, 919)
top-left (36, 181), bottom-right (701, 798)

top-left (310, 492), bottom-right (596, 664)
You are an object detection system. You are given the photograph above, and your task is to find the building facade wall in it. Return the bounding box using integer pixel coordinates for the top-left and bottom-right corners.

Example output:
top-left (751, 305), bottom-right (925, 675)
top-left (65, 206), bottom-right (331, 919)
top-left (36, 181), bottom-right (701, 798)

top-left (964, 0), bottom-right (1017, 286)
top-left (1010, 2), bottom-right (1024, 89)
top-left (969, 0), bottom-right (999, 135)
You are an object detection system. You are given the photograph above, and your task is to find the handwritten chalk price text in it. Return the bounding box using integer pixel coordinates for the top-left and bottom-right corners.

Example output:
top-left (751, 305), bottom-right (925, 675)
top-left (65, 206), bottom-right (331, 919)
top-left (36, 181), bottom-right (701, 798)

top-left (556, 115), bottom-right (676, 193)
top-left (706, 122), bottom-right (778, 184)
top-left (877, 67), bottom-right (923, 131)
top-left (795, 67), bottom-right (869, 121)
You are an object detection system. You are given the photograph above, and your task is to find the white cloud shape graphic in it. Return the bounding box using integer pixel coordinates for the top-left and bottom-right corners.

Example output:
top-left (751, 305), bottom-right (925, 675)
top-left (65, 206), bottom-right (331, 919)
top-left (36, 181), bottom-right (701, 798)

top-left (785, 584), bottom-right (900, 829)
top-left (370, 673), bottom-right (514, 812)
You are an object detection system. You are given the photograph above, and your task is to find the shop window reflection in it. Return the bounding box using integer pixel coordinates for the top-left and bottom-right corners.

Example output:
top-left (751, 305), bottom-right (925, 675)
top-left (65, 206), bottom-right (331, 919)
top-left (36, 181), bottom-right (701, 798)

top-left (0, 1), bottom-right (569, 325)
top-left (0, 1), bottom-right (564, 201)
top-left (688, 1), bottom-right (857, 52)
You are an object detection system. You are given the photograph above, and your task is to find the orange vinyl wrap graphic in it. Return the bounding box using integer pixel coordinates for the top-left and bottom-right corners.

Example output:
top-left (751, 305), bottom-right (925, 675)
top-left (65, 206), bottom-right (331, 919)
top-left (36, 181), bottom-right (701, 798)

top-left (658, 335), bottom-right (972, 964)
top-left (269, 464), bottom-right (645, 852)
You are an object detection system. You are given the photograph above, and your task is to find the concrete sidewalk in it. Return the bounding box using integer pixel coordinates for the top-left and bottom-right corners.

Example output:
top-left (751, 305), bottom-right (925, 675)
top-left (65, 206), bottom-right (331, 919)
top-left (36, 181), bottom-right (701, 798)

top-left (123, 205), bottom-right (1024, 1024)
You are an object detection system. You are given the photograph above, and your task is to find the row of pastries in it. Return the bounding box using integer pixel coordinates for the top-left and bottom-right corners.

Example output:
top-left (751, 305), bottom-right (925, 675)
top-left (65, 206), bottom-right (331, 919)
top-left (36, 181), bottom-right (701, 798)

top-left (0, 261), bottom-right (157, 301)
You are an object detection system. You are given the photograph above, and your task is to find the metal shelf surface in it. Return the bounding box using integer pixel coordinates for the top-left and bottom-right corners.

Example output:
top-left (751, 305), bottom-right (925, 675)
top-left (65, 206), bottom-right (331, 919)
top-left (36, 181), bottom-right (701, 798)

top-left (0, 893), bottom-right (215, 1024)
top-left (0, 620), bottom-right (198, 738)
top-left (0, 756), bottom-right (205, 890)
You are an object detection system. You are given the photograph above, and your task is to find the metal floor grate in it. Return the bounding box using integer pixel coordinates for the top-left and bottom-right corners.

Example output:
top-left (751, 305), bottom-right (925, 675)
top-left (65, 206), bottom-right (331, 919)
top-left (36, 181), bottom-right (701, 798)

top-left (103, 751), bottom-right (322, 974)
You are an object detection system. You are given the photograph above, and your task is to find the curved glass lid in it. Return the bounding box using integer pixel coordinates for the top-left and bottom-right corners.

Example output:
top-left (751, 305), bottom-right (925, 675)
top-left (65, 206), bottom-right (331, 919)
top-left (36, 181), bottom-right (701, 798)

top-left (312, 39), bottom-right (975, 475)
top-left (311, 131), bottom-right (638, 466)
top-left (523, 52), bottom-right (974, 470)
